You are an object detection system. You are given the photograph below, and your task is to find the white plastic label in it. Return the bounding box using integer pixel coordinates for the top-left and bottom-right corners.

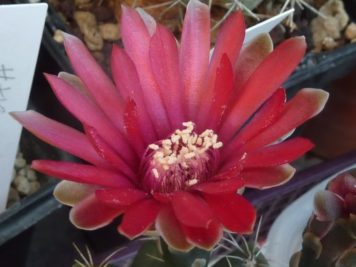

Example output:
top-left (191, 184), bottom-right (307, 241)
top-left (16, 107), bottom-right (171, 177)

top-left (245, 9), bottom-right (294, 44)
top-left (0, 3), bottom-right (47, 212)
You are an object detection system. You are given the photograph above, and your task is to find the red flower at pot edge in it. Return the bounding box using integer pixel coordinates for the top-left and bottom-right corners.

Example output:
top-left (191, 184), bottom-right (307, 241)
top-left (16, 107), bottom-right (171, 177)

top-left (11, 0), bottom-right (328, 251)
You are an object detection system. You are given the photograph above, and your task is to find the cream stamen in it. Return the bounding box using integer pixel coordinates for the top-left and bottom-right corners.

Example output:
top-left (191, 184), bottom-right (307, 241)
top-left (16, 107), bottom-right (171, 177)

top-left (147, 121), bottom-right (223, 181)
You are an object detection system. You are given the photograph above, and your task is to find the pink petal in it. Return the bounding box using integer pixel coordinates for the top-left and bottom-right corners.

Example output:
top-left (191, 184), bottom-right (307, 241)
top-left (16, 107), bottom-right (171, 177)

top-left (223, 89), bottom-right (286, 159)
top-left (54, 181), bottom-right (96, 206)
top-left (234, 33), bottom-right (273, 91)
top-left (45, 74), bottom-right (136, 163)
top-left (193, 178), bottom-right (244, 194)
top-left (32, 160), bottom-right (133, 188)
top-left (70, 193), bottom-right (123, 230)
top-left (10, 110), bottom-right (107, 168)
top-left (182, 220), bottom-right (223, 250)
top-left (210, 11), bottom-right (245, 73)
top-left (156, 206), bottom-right (193, 251)
top-left (241, 164), bottom-right (296, 189)
top-left (220, 37), bottom-right (307, 141)
top-left (243, 137), bottom-right (314, 168)
top-left (62, 33), bottom-right (125, 131)
top-left (172, 191), bottom-right (214, 228)
top-left (121, 6), bottom-right (171, 136)
top-left (95, 188), bottom-right (147, 208)
top-left (199, 54), bottom-right (234, 131)
top-left (180, 0), bottom-right (210, 120)
top-left (58, 72), bottom-right (93, 99)
top-left (204, 193), bottom-right (256, 234)
top-left (123, 99), bottom-right (146, 155)
top-left (136, 8), bottom-right (156, 36)
top-left (111, 46), bottom-right (156, 144)
top-left (244, 88), bottom-right (329, 151)
top-left (150, 25), bottom-right (184, 127)
top-left (118, 199), bottom-right (161, 239)
top-left (84, 125), bottom-right (135, 177)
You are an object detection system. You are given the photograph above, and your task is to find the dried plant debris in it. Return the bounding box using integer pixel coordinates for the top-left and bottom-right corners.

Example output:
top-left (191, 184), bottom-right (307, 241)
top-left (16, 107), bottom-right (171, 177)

top-left (7, 152), bottom-right (40, 208)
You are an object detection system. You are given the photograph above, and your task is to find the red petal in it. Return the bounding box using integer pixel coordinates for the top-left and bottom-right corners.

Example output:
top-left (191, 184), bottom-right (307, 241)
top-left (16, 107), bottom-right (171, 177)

top-left (220, 37), bottom-right (306, 141)
top-left (193, 178), bottom-right (244, 194)
top-left (54, 181), bottom-right (96, 207)
top-left (70, 193), bottom-right (123, 230)
top-left (32, 160), bottom-right (133, 188)
top-left (212, 164), bottom-right (244, 181)
top-left (172, 191), bottom-right (214, 228)
top-left (150, 25), bottom-right (184, 127)
top-left (180, 0), bottom-right (210, 119)
top-left (199, 12), bottom-right (245, 129)
top-left (95, 188), bottom-right (147, 208)
top-left (121, 6), bottom-right (171, 136)
top-left (84, 125), bottom-right (135, 177)
top-left (118, 199), bottom-right (161, 239)
top-left (210, 11), bottom-right (245, 71)
top-left (224, 88), bottom-right (286, 158)
top-left (62, 33), bottom-right (125, 131)
top-left (45, 74), bottom-right (135, 163)
top-left (241, 164), bottom-right (296, 189)
top-left (199, 54), bottom-right (234, 130)
top-left (234, 33), bottom-right (273, 91)
top-left (182, 220), bottom-right (223, 250)
top-left (156, 206), bottom-right (193, 251)
top-left (153, 192), bottom-right (174, 204)
top-left (242, 137), bottom-right (314, 168)
top-left (204, 193), bottom-right (256, 234)
top-left (10, 111), bottom-right (107, 168)
top-left (244, 88), bottom-right (329, 151)
top-left (111, 46), bottom-right (156, 144)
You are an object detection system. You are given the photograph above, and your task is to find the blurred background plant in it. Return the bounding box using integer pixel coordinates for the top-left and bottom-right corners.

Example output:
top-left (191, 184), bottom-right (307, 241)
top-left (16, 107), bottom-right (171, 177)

top-left (290, 169), bottom-right (356, 267)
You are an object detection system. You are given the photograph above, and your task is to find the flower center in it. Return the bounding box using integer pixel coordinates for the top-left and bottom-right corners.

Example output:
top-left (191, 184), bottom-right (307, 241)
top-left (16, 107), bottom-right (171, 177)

top-left (140, 122), bottom-right (223, 193)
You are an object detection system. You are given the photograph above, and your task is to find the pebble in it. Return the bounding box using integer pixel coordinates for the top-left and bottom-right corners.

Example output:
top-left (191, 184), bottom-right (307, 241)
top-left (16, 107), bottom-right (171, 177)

top-left (74, 11), bottom-right (103, 51)
top-left (15, 156), bottom-right (26, 168)
top-left (345, 23), bottom-right (356, 41)
top-left (99, 23), bottom-right (120, 41)
top-left (7, 152), bottom-right (40, 207)
top-left (17, 178), bottom-right (31, 195)
top-left (53, 29), bottom-right (64, 43)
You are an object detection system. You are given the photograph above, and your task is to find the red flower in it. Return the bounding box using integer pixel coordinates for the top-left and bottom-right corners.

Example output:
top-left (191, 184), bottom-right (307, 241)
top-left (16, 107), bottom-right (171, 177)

top-left (12, 0), bottom-right (328, 251)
